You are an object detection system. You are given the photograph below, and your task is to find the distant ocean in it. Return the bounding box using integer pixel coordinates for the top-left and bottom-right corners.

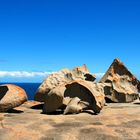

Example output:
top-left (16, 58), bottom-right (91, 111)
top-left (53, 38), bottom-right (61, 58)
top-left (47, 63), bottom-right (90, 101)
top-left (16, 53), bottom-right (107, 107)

top-left (0, 83), bottom-right (41, 100)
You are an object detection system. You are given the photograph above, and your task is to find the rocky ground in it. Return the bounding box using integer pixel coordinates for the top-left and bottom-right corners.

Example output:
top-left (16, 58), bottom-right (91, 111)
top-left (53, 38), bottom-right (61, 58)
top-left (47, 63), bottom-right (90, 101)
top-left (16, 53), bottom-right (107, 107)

top-left (0, 101), bottom-right (140, 140)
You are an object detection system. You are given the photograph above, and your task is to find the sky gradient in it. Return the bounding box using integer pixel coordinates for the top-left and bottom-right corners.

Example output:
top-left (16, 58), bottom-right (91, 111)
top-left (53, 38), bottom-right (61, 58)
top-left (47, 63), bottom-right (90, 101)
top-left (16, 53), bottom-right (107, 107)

top-left (0, 0), bottom-right (140, 82)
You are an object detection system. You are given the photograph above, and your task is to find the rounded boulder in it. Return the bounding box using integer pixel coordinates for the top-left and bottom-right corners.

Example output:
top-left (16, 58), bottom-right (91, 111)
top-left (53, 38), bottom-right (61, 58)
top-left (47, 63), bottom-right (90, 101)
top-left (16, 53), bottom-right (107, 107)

top-left (0, 84), bottom-right (28, 112)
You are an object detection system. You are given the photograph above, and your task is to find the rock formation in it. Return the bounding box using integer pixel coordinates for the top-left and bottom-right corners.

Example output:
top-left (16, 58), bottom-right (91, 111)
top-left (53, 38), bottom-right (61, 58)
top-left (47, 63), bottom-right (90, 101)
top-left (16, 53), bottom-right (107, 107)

top-left (35, 58), bottom-right (140, 115)
top-left (35, 64), bottom-right (96, 102)
top-left (0, 84), bottom-right (28, 112)
top-left (100, 59), bottom-right (140, 103)
top-left (43, 80), bottom-right (105, 114)
top-left (72, 64), bottom-right (96, 81)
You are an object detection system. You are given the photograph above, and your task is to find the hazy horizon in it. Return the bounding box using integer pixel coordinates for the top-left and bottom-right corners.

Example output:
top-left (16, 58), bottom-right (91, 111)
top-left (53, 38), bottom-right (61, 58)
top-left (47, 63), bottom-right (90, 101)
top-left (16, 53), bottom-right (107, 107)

top-left (0, 69), bottom-right (105, 83)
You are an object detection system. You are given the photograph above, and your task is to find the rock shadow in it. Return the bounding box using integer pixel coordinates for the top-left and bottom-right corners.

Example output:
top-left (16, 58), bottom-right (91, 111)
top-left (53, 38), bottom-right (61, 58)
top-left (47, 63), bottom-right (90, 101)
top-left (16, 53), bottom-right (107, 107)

top-left (41, 109), bottom-right (64, 115)
top-left (0, 86), bottom-right (8, 100)
top-left (7, 109), bottom-right (23, 113)
top-left (133, 102), bottom-right (140, 105)
top-left (31, 103), bottom-right (44, 110)
top-left (81, 110), bottom-right (97, 115)
top-left (64, 83), bottom-right (96, 104)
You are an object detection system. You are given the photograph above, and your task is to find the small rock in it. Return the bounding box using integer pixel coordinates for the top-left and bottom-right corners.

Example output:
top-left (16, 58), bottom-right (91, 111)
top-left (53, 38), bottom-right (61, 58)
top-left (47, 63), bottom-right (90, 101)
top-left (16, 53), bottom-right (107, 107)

top-left (0, 84), bottom-right (28, 112)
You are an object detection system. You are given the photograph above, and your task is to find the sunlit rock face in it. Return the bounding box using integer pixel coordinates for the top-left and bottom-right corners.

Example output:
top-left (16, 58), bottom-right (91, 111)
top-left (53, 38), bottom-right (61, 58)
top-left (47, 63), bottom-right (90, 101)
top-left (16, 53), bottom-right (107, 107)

top-left (0, 84), bottom-right (28, 112)
top-left (43, 80), bottom-right (105, 114)
top-left (34, 64), bottom-right (96, 102)
top-left (100, 59), bottom-right (140, 103)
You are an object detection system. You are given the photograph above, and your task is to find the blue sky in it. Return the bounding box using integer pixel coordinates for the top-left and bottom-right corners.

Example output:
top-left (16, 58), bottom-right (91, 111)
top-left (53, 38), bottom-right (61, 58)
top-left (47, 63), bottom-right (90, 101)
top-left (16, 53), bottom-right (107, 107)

top-left (0, 0), bottom-right (140, 82)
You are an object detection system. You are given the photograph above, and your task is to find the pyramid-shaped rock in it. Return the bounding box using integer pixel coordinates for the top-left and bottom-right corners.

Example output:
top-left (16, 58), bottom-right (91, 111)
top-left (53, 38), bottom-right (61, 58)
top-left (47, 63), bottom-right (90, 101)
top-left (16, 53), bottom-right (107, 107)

top-left (100, 59), bottom-right (140, 103)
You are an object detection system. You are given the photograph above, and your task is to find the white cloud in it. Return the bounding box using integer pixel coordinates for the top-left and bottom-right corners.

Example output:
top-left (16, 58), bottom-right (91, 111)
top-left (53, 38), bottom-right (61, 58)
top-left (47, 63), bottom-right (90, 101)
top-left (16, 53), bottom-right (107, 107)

top-left (94, 73), bottom-right (105, 79)
top-left (0, 71), bottom-right (105, 83)
top-left (0, 71), bottom-right (105, 78)
top-left (0, 71), bottom-right (55, 78)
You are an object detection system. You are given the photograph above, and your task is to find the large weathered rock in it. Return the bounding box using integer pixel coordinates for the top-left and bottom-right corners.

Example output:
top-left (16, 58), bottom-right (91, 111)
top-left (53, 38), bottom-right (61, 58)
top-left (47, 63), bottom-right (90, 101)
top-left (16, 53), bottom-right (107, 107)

top-left (34, 68), bottom-right (71, 102)
top-left (35, 65), bottom-right (96, 102)
top-left (100, 59), bottom-right (140, 103)
top-left (43, 80), bottom-right (105, 114)
top-left (0, 84), bottom-right (28, 112)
